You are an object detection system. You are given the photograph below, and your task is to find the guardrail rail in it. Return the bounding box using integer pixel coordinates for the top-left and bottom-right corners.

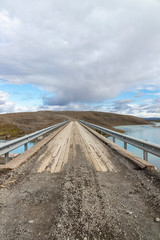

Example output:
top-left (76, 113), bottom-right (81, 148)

top-left (80, 120), bottom-right (160, 162)
top-left (0, 120), bottom-right (69, 163)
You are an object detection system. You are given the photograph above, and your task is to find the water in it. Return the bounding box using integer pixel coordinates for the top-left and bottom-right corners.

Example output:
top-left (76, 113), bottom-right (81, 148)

top-left (0, 140), bottom-right (35, 154)
top-left (113, 123), bottom-right (160, 170)
top-left (1, 123), bottom-right (160, 170)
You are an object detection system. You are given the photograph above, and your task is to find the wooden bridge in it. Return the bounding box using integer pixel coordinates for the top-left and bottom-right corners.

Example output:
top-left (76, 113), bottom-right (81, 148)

top-left (0, 121), bottom-right (160, 239)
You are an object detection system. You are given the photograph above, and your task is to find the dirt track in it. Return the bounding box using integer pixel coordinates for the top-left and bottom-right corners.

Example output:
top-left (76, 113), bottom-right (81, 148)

top-left (0, 121), bottom-right (160, 239)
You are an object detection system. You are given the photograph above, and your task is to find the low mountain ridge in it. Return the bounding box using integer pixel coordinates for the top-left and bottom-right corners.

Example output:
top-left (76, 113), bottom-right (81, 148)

top-left (0, 111), bottom-right (150, 139)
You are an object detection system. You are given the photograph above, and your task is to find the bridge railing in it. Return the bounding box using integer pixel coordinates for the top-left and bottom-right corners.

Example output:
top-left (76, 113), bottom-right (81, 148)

top-left (0, 120), bottom-right (69, 163)
top-left (80, 120), bottom-right (160, 162)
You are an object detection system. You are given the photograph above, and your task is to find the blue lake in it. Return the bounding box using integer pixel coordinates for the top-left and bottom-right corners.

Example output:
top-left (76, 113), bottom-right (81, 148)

top-left (0, 140), bottom-right (35, 154)
top-left (0, 123), bottom-right (160, 170)
top-left (114, 122), bottom-right (160, 170)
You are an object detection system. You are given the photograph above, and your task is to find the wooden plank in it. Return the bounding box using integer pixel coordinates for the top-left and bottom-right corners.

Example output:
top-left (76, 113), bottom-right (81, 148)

top-left (80, 123), bottom-right (155, 170)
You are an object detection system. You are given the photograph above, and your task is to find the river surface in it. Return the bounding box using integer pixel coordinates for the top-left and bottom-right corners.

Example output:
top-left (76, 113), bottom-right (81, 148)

top-left (1, 123), bottom-right (160, 170)
top-left (0, 141), bottom-right (35, 154)
top-left (115, 122), bottom-right (160, 170)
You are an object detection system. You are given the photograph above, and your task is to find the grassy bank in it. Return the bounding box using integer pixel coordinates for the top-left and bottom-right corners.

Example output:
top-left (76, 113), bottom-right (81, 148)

top-left (0, 124), bottom-right (24, 139)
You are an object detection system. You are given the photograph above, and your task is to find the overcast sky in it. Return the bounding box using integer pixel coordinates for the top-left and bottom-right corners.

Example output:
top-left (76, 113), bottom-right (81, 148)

top-left (0, 0), bottom-right (160, 117)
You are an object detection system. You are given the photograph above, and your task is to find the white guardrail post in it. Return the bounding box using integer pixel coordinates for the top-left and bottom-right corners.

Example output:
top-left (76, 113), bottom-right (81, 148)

top-left (0, 120), bottom-right (69, 163)
top-left (80, 120), bottom-right (160, 162)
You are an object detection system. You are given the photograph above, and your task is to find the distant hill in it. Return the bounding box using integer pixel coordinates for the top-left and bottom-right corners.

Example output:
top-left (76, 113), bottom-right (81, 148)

top-left (56, 111), bottom-right (150, 128)
top-left (0, 111), bottom-right (150, 139)
top-left (144, 118), bottom-right (160, 121)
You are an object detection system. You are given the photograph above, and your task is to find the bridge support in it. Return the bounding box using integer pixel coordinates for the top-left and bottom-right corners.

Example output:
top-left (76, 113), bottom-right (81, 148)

top-left (24, 143), bottom-right (28, 151)
top-left (5, 152), bottom-right (9, 163)
top-left (124, 142), bottom-right (127, 150)
top-left (143, 150), bottom-right (148, 162)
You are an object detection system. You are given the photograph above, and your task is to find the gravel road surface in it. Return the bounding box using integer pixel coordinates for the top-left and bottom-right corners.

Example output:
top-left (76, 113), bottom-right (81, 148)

top-left (0, 121), bottom-right (160, 239)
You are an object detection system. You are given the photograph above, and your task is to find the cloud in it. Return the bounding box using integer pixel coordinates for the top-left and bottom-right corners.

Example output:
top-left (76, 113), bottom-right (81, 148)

top-left (0, 91), bottom-right (15, 113)
top-left (109, 99), bottom-right (133, 113)
top-left (0, 0), bottom-right (160, 108)
top-left (0, 10), bottom-right (20, 44)
top-left (134, 93), bottom-right (143, 98)
top-left (107, 97), bottom-right (160, 118)
top-left (0, 91), bottom-right (8, 105)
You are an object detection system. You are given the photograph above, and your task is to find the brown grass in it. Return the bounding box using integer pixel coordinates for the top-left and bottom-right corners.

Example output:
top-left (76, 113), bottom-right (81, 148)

top-left (0, 111), bottom-right (150, 139)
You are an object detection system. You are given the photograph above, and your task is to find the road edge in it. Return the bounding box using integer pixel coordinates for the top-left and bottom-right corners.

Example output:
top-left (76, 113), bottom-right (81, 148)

top-left (0, 123), bottom-right (69, 171)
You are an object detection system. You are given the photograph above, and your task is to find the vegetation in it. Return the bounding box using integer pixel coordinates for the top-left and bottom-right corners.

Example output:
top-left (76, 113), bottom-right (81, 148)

top-left (0, 124), bottom-right (24, 139)
top-left (114, 128), bottom-right (125, 134)
top-left (0, 110), bottom-right (150, 139)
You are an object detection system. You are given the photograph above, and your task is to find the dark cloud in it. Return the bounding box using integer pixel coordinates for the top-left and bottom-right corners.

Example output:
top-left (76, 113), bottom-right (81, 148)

top-left (107, 97), bottom-right (160, 117)
top-left (110, 99), bottom-right (133, 113)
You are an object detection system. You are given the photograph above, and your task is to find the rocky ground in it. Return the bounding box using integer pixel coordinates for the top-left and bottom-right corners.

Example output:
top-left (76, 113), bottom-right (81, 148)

top-left (0, 122), bottom-right (160, 239)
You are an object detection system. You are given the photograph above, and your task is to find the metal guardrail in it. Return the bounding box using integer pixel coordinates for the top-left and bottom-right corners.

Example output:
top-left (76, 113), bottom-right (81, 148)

top-left (80, 120), bottom-right (160, 161)
top-left (0, 120), bottom-right (69, 163)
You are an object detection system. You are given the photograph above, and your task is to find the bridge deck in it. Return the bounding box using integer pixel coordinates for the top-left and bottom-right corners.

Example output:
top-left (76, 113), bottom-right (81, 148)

top-left (36, 121), bottom-right (116, 173)
top-left (0, 121), bottom-right (160, 239)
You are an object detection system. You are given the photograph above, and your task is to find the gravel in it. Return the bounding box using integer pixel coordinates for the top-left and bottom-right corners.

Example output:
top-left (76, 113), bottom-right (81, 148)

top-left (0, 121), bottom-right (160, 239)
